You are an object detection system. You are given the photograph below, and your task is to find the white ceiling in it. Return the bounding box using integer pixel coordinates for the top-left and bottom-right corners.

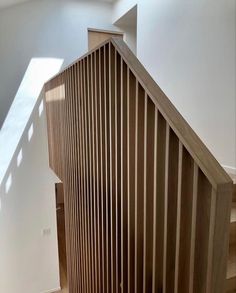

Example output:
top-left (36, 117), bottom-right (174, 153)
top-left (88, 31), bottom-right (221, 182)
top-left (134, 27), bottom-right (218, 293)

top-left (0, 0), bottom-right (116, 10)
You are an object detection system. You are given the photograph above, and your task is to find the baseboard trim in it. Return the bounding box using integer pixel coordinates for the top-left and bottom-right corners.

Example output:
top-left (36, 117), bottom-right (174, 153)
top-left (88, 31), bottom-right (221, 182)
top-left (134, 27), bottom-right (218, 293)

top-left (222, 164), bottom-right (236, 175)
top-left (41, 286), bottom-right (61, 293)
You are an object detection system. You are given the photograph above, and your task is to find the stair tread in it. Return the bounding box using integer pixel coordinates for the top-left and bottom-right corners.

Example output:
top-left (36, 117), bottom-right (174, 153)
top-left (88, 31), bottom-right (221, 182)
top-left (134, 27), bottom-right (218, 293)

top-left (231, 204), bottom-right (236, 223)
top-left (227, 244), bottom-right (236, 279)
top-left (227, 261), bottom-right (236, 280)
top-left (228, 174), bottom-right (236, 203)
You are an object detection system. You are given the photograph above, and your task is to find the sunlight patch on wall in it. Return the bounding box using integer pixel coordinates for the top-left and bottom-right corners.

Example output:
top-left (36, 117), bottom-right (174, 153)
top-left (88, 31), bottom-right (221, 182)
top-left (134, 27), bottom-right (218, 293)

top-left (39, 100), bottom-right (44, 116)
top-left (0, 58), bottom-right (63, 185)
top-left (5, 173), bottom-right (12, 194)
top-left (17, 149), bottom-right (23, 167)
top-left (28, 124), bottom-right (34, 142)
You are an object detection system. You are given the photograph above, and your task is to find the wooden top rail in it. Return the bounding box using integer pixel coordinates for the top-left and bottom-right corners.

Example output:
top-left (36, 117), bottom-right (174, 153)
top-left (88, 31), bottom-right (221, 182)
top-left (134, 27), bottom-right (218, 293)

top-left (46, 37), bottom-right (232, 189)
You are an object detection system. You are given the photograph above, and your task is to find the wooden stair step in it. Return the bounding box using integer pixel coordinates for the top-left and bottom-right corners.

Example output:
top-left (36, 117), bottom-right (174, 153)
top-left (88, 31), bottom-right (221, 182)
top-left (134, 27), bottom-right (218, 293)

top-left (230, 203), bottom-right (236, 245)
top-left (227, 244), bottom-right (236, 279)
top-left (226, 196), bottom-right (236, 292)
top-left (228, 174), bottom-right (236, 201)
top-left (226, 243), bottom-right (236, 292)
top-left (232, 203), bottom-right (236, 223)
top-left (233, 184), bottom-right (236, 202)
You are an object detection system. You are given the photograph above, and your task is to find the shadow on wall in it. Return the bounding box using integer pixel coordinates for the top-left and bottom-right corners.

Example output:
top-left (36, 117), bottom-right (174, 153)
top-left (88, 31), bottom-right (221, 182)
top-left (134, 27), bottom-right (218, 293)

top-left (0, 94), bottom-right (45, 199)
top-left (0, 58), bottom-right (64, 185)
top-left (114, 4), bottom-right (137, 55)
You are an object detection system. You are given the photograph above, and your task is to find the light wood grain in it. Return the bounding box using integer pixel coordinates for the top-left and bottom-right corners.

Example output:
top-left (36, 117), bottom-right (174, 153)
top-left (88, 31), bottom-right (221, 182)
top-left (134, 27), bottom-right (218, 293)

top-left (88, 29), bottom-right (123, 51)
top-left (44, 38), bottom-right (233, 293)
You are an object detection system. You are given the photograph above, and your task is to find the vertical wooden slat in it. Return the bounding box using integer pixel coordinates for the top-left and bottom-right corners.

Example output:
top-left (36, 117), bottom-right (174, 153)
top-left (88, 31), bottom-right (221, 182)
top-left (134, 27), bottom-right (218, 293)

top-left (71, 65), bottom-right (79, 292)
top-left (72, 65), bottom-right (78, 291)
top-left (81, 60), bottom-right (88, 293)
top-left (87, 55), bottom-right (94, 293)
top-left (76, 64), bottom-right (82, 293)
top-left (104, 44), bottom-right (110, 293)
top-left (152, 108), bottom-right (158, 293)
top-left (99, 46), bottom-right (105, 293)
top-left (134, 80), bottom-right (139, 293)
top-left (127, 67), bottom-right (131, 293)
top-left (95, 50), bottom-right (100, 293)
top-left (77, 61), bottom-right (85, 293)
top-left (82, 58), bottom-right (90, 293)
top-left (143, 93), bottom-right (147, 293)
top-left (189, 162), bottom-right (198, 293)
top-left (109, 42), bottom-right (114, 293)
top-left (135, 81), bottom-right (145, 293)
top-left (174, 142), bottom-right (183, 293)
top-left (72, 66), bottom-right (77, 292)
top-left (94, 50), bottom-right (101, 293)
top-left (116, 52), bottom-right (122, 293)
top-left (121, 60), bottom-right (128, 293)
top-left (91, 52), bottom-right (98, 293)
top-left (193, 170), bottom-right (212, 293)
top-left (114, 49), bottom-right (119, 293)
top-left (166, 129), bottom-right (179, 293)
top-left (127, 68), bottom-right (136, 293)
top-left (152, 113), bottom-right (166, 292)
top-left (144, 97), bottom-right (155, 293)
top-left (163, 124), bottom-right (170, 293)
top-left (109, 42), bottom-right (116, 293)
top-left (69, 67), bottom-right (75, 292)
top-left (206, 188), bottom-right (216, 293)
top-left (120, 57), bottom-right (124, 293)
top-left (177, 148), bottom-right (195, 293)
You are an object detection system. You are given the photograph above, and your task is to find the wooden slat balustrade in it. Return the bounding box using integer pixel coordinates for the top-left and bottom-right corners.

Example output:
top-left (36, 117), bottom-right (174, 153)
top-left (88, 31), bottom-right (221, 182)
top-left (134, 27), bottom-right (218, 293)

top-left (44, 38), bottom-right (233, 293)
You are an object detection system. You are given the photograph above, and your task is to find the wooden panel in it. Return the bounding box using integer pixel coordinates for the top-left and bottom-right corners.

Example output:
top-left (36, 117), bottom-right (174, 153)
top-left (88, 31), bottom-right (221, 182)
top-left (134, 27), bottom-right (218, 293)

top-left (44, 38), bottom-right (233, 293)
top-left (88, 29), bottom-right (123, 51)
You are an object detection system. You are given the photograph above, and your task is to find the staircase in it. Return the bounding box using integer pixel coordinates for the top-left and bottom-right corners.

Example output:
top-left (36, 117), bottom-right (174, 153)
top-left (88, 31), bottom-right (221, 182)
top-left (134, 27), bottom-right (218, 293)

top-left (227, 175), bottom-right (236, 292)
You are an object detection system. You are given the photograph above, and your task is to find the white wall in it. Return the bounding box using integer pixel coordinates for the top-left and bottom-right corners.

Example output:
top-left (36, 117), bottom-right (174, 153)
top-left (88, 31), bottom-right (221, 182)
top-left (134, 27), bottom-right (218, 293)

top-left (123, 25), bottom-right (137, 54)
top-left (0, 1), bottom-right (116, 292)
top-left (113, 0), bottom-right (236, 173)
top-left (0, 95), bottom-right (60, 293)
top-left (114, 5), bottom-right (137, 54)
top-left (0, 0), bottom-right (115, 127)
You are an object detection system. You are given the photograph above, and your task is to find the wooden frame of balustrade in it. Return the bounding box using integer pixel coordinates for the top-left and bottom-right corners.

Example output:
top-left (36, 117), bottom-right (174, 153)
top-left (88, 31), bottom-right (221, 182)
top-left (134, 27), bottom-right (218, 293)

top-left (44, 37), bottom-right (233, 293)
